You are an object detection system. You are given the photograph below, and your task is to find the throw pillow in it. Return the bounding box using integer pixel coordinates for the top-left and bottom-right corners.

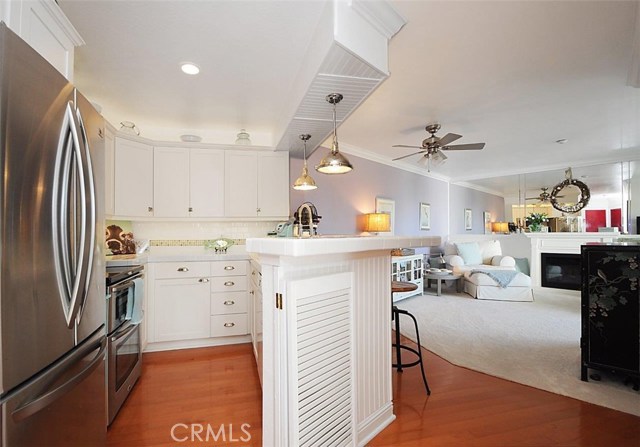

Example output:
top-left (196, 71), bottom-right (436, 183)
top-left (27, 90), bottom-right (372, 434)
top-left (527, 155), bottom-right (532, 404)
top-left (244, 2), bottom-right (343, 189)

top-left (514, 257), bottom-right (530, 275)
top-left (480, 240), bottom-right (502, 264)
top-left (455, 242), bottom-right (483, 265)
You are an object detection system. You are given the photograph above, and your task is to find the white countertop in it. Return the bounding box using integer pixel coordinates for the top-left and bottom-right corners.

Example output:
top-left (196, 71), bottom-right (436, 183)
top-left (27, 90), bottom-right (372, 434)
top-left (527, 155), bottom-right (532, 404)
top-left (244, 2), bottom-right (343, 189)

top-left (246, 235), bottom-right (441, 257)
top-left (105, 245), bottom-right (250, 266)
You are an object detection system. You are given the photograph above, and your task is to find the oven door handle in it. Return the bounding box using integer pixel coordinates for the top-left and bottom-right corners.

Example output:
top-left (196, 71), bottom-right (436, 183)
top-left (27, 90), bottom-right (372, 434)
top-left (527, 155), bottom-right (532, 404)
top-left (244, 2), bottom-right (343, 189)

top-left (111, 322), bottom-right (139, 342)
top-left (108, 274), bottom-right (143, 295)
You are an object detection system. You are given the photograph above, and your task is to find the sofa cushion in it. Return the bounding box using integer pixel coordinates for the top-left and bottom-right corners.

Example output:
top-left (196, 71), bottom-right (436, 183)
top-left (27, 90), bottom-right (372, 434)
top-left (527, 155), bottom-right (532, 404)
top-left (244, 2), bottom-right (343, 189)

top-left (455, 242), bottom-right (482, 265)
top-left (465, 270), bottom-right (531, 287)
top-left (479, 240), bottom-right (502, 264)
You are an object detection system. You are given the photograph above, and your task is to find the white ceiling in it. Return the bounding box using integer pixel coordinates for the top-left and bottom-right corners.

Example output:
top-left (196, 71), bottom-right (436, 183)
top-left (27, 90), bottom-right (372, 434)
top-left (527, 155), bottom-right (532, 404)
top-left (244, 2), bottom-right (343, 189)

top-left (60, 0), bottom-right (640, 189)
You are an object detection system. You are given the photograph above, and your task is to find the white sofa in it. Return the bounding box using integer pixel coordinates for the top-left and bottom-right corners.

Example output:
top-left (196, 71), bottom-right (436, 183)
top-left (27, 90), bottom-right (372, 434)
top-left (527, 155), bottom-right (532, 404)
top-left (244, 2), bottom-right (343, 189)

top-left (444, 240), bottom-right (533, 302)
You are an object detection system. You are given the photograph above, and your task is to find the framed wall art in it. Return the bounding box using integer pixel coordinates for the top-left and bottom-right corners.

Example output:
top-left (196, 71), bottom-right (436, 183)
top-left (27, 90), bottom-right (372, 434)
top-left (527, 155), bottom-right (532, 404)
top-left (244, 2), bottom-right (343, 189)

top-left (375, 197), bottom-right (395, 235)
top-left (464, 208), bottom-right (473, 231)
top-left (420, 202), bottom-right (431, 230)
top-left (483, 211), bottom-right (492, 234)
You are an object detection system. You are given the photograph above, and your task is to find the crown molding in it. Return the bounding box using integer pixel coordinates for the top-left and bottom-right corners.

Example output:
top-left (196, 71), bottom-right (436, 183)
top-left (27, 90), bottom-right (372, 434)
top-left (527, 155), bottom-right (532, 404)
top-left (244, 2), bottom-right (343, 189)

top-left (452, 181), bottom-right (505, 198)
top-left (349, 0), bottom-right (407, 40)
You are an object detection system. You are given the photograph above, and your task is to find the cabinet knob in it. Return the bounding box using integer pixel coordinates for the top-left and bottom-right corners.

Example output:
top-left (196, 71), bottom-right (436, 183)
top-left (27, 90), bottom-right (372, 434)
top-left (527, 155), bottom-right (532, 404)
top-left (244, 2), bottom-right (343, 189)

top-left (223, 322), bottom-right (235, 328)
top-left (177, 267), bottom-right (189, 272)
top-left (199, 278), bottom-right (209, 283)
top-left (188, 207), bottom-right (193, 212)
top-left (256, 208), bottom-right (261, 213)
top-left (148, 206), bottom-right (153, 212)
top-left (224, 281), bottom-right (235, 287)
top-left (223, 300), bottom-right (235, 305)
top-left (224, 266), bottom-right (235, 270)
top-left (249, 291), bottom-right (254, 295)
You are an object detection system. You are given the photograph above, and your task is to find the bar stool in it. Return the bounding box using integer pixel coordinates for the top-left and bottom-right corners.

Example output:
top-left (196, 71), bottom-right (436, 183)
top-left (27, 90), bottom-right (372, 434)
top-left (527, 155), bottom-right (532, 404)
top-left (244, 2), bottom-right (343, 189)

top-left (391, 281), bottom-right (431, 394)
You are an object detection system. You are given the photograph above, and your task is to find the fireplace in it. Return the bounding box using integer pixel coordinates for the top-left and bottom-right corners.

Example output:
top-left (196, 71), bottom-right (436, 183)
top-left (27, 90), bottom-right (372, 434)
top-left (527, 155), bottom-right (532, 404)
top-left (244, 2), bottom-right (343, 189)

top-left (540, 253), bottom-right (581, 291)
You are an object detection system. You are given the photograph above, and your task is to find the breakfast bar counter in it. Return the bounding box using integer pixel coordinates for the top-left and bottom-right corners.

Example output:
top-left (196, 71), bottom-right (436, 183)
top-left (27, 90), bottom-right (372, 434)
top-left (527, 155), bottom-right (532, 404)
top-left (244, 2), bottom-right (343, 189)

top-left (246, 235), bottom-right (440, 447)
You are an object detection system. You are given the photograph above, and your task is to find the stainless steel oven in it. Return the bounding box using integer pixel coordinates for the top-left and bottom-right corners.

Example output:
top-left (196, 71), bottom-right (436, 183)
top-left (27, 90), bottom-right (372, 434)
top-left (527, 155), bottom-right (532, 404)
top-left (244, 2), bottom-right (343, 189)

top-left (106, 265), bottom-right (144, 425)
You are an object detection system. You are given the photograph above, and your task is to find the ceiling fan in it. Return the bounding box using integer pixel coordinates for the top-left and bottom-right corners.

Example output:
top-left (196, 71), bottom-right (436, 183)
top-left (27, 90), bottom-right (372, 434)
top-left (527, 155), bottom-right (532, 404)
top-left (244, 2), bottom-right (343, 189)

top-left (392, 123), bottom-right (485, 170)
top-left (526, 187), bottom-right (551, 203)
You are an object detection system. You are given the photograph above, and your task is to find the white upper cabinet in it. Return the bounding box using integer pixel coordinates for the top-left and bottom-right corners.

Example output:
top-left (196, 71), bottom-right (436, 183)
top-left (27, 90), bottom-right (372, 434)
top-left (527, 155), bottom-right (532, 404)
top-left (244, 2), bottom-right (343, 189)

top-left (109, 139), bottom-right (287, 220)
top-left (190, 149), bottom-right (224, 218)
top-left (225, 151), bottom-right (259, 217)
top-left (153, 147), bottom-right (190, 217)
top-left (226, 150), bottom-right (289, 218)
top-left (114, 138), bottom-right (154, 218)
top-left (257, 152), bottom-right (290, 218)
top-left (1, 0), bottom-right (84, 81)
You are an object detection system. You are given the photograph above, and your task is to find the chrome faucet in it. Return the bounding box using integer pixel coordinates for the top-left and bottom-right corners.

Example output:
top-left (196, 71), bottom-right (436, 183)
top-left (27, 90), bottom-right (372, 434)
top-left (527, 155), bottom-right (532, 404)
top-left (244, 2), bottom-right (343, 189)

top-left (297, 203), bottom-right (314, 238)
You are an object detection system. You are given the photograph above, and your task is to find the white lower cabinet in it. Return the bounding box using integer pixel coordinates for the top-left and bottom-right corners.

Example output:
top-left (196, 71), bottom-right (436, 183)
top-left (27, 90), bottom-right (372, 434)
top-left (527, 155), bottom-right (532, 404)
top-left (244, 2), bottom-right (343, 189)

top-left (147, 259), bottom-right (250, 351)
top-left (154, 278), bottom-right (211, 342)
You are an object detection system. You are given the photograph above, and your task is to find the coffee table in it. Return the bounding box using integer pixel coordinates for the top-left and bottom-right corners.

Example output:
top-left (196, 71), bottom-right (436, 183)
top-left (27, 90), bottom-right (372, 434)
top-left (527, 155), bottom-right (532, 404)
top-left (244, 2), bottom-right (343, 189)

top-left (424, 271), bottom-right (463, 296)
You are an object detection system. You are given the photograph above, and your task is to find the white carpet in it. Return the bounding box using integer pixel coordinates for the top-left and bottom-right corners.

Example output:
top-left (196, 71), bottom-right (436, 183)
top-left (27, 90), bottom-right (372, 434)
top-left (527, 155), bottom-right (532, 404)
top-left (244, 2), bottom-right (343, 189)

top-left (396, 288), bottom-right (640, 416)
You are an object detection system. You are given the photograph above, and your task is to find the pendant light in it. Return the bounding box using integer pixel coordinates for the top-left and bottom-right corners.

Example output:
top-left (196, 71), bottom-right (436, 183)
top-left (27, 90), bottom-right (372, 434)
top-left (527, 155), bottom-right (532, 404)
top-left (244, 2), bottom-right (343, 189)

top-left (293, 134), bottom-right (317, 190)
top-left (315, 93), bottom-right (353, 174)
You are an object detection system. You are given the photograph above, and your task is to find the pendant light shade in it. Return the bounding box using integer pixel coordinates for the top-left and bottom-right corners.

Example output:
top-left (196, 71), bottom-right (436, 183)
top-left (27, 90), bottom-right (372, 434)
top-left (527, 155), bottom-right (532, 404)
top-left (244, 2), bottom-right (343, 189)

top-left (293, 134), bottom-right (317, 190)
top-left (315, 93), bottom-right (353, 174)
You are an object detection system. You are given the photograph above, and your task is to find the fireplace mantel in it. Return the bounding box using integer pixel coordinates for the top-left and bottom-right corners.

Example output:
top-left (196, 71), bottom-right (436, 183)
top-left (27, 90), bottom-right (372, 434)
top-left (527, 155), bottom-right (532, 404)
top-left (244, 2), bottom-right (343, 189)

top-left (525, 233), bottom-right (619, 287)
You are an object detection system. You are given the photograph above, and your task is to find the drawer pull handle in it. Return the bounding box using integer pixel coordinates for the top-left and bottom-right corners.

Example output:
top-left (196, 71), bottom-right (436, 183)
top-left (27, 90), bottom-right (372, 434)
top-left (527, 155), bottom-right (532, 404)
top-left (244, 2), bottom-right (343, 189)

top-left (224, 281), bottom-right (235, 286)
top-left (199, 278), bottom-right (209, 283)
top-left (224, 300), bottom-right (235, 305)
top-left (177, 267), bottom-right (189, 272)
top-left (224, 322), bottom-right (235, 328)
top-left (224, 266), bottom-right (235, 270)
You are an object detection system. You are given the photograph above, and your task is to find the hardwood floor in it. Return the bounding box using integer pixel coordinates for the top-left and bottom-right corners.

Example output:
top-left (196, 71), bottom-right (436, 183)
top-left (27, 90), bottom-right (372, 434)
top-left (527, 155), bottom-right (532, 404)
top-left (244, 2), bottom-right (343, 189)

top-left (107, 340), bottom-right (639, 447)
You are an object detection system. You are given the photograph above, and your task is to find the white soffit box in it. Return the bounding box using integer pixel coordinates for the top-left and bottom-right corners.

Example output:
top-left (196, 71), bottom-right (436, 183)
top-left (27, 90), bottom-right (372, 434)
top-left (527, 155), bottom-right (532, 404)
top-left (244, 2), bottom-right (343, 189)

top-left (277, 0), bottom-right (406, 156)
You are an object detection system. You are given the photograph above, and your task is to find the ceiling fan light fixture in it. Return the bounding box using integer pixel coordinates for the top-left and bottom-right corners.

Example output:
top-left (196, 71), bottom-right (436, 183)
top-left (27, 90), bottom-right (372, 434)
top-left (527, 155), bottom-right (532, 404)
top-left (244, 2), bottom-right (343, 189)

top-left (315, 93), bottom-right (353, 175)
top-left (293, 134), bottom-right (317, 191)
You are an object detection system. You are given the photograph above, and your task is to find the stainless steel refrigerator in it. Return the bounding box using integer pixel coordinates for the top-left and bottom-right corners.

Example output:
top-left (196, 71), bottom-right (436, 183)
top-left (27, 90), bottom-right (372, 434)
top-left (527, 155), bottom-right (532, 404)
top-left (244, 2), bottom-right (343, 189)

top-left (0, 23), bottom-right (106, 446)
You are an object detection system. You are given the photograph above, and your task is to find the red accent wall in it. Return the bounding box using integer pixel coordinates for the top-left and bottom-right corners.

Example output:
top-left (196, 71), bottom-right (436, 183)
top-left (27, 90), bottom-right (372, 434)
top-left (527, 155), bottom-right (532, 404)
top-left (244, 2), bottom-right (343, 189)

top-left (585, 210), bottom-right (606, 232)
top-left (610, 208), bottom-right (622, 231)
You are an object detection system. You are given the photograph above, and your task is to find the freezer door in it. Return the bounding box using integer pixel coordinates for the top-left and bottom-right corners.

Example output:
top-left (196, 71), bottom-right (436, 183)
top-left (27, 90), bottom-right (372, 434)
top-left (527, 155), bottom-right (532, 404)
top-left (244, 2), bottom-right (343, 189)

top-left (1, 330), bottom-right (106, 447)
top-left (0, 24), bottom-right (77, 394)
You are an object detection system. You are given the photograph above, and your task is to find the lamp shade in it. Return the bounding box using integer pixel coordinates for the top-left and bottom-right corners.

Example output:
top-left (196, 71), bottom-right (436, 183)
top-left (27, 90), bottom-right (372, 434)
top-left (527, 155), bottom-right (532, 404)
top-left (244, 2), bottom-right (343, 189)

top-left (363, 213), bottom-right (391, 233)
top-left (492, 221), bottom-right (509, 233)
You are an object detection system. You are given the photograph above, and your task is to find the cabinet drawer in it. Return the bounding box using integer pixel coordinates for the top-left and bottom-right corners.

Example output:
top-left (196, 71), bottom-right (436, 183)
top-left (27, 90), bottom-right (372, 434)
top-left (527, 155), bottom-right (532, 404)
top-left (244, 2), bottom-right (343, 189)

top-left (211, 260), bottom-right (247, 276)
top-left (210, 314), bottom-right (248, 337)
top-left (211, 291), bottom-right (248, 315)
top-left (210, 276), bottom-right (247, 293)
top-left (154, 261), bottom-right (210, 278)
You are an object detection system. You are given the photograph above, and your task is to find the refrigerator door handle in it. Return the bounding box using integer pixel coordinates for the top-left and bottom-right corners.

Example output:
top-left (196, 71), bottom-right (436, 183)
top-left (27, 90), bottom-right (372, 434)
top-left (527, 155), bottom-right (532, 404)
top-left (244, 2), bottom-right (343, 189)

top-left (53, 101), bottom-right (90, 328)
top-left (11, 337), bottom-right (106, 422)
top-left (74, 106), bottom-right (97, 323)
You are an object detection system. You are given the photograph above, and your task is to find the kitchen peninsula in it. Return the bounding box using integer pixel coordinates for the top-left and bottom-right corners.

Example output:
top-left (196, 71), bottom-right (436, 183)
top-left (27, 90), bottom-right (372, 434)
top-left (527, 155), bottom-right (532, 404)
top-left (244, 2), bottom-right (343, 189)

top-left (246, 235), bottom-right (441, 447)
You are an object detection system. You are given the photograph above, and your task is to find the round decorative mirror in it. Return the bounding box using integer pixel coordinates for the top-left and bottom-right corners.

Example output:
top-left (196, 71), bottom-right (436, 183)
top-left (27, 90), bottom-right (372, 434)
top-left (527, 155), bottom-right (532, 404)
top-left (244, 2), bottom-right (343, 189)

top-left (550, 178), bottom-right (590, 213)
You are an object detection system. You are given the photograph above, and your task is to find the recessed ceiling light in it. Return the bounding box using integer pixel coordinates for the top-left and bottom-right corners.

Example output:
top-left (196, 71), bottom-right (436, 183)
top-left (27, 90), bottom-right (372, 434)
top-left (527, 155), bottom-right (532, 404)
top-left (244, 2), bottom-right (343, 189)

top-left (555, 138), bottom-right (568, 144)
top-left (180, 63), bottom-right (200, 75)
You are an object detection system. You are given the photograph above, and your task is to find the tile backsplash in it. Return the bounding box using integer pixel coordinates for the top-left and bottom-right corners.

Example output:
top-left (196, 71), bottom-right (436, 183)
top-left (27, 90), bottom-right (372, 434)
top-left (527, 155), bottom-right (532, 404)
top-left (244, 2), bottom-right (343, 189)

top-left (130, 221), bottom-right (280, 241)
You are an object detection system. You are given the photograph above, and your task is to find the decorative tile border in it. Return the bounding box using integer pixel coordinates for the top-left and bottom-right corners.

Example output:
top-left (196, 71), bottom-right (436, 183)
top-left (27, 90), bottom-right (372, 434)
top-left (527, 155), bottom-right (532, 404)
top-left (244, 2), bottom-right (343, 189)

top-left (150, 239), bottom-right (246, 247)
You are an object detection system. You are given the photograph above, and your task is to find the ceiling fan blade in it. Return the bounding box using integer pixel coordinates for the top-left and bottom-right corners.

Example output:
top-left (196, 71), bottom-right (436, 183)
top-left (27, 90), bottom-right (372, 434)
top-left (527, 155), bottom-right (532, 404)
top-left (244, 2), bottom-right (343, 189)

top-left (392, 144), bottom-right (423, 149)
top-left (392, 151), bottom-right (425, 161)
top-left (437, 133), bottom-right (462, 146)
top-left (442, 143), bottom-right (485, 151)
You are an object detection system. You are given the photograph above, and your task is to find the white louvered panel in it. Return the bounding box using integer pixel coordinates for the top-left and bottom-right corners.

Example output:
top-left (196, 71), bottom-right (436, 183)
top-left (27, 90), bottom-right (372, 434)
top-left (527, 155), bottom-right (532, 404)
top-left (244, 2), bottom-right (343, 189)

top-left (320, 44), bottom-right (387, 80)
top-left (293, 74), bottom-right (381, 122)
top-left (287, 272), bottom-right (354, 447)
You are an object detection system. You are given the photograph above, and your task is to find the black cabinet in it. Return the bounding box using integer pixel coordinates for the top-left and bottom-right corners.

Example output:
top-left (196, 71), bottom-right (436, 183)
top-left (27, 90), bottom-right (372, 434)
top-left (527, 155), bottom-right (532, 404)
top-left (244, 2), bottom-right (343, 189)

top-left (581, 244), bottom-right (639, 383)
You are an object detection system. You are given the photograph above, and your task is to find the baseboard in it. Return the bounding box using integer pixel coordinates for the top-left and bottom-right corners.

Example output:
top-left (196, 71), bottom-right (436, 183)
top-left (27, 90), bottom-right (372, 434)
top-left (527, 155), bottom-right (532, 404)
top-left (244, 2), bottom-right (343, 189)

top-left (357, 402), bottom-right (396, 446)
top-left (144, 335), bottom-right (251, 352)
